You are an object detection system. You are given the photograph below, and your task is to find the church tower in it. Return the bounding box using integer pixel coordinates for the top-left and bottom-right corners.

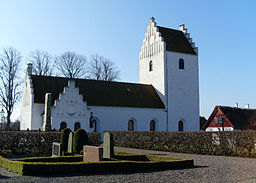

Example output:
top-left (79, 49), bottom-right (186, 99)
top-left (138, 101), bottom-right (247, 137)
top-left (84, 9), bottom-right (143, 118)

top-left (139, 17), bottom-right (199, 131)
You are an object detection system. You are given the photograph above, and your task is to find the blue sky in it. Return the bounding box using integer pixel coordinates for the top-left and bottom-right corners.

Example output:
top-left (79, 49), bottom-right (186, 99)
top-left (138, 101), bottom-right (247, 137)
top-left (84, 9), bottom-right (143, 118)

top-left (0, 0), bottom-right (255, 120)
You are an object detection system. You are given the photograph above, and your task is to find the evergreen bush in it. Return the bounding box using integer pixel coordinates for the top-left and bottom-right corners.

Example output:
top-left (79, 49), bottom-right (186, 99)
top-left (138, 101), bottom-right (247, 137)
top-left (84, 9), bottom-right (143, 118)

top-left (73, 128), bottom-right (89, 154)
top-left (60, 128), bottom-right (72, 152)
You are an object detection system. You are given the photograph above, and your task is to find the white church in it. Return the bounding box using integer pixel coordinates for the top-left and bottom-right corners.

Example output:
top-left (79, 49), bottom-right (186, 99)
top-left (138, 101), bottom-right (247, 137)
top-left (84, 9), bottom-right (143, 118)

top-left (20, 17), bottom-right (199, 132)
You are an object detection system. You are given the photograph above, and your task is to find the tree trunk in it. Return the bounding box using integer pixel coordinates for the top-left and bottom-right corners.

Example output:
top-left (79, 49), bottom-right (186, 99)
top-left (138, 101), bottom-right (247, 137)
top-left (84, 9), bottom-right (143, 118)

top-left (6, 112), bottom-right (11, 131)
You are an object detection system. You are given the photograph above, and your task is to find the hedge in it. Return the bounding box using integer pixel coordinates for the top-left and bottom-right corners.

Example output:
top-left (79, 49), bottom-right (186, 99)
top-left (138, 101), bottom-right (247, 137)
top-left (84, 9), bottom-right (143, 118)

top-left (109, 130), bottom-right (256, 157)
top-left (0, 152), bottom-right (193, 175)
top-left (0, 131), bottom-right (101, 156)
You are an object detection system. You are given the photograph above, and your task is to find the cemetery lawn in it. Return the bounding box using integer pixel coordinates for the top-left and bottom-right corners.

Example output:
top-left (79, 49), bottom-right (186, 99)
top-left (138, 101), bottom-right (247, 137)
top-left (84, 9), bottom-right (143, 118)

top-left (0, 151), bottom-right (193, 175)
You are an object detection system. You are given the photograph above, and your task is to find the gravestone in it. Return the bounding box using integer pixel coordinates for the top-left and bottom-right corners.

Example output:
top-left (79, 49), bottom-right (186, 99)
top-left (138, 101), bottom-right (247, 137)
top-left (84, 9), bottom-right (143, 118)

top-left (52, 142), bottom-right (62, 156)
top-left (212, 133), bottom-right (220, 145)
top-left (83, 145), bottom-right (103, 162)
top-left (42, 93), bottom-right (52, 131)
top-left (67, 132), bottom-right (73, 153)
top-left (103, 132), bottom-right (114, 158)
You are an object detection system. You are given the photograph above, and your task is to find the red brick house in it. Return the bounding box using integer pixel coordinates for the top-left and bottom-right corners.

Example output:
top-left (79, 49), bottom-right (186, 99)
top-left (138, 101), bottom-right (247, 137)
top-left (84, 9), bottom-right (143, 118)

top-left (203, 105), bottom-right (256, 131)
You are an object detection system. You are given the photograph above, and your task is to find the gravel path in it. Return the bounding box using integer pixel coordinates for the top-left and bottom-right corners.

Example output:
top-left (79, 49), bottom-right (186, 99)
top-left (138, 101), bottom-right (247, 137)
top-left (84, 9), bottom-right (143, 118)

top-left (0, 147), bottom-right (256, 183)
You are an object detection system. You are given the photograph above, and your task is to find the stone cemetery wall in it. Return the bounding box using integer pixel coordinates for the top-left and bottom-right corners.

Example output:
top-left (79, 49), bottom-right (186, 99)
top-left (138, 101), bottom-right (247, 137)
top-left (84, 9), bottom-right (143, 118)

top-left (109, 130), bottom-right (256, 157)
top-left (0, 131), bottom-right (101, 156)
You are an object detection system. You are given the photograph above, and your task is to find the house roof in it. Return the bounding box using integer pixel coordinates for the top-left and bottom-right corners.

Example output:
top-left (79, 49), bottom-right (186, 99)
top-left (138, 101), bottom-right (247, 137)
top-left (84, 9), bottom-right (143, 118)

top-left (31, 75), bottom-right (165, 109)
top-left (204, 106), bottom-right (256, 130)
top-left (157, 26), bottom-right (196, 55)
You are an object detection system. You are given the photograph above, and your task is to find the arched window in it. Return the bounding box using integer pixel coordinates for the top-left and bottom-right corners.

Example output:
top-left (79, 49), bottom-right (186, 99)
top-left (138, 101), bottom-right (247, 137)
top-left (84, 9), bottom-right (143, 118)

top-left (74, 122), bottom-right (81, 131)
top-left (149, 61), bottom-right (153, 72)
top-left (60, 122), bottom-right (67, 130)
top-left (150, 120), bottom-right (155, 131)
top-left (128, 120), bottom-right (134, 131)
top-left (93, 120), bottom-right (97, 132)
top-left (179, 58), bottom-right (184, 69)
top-left (178, 120), bottom-right (184, 131)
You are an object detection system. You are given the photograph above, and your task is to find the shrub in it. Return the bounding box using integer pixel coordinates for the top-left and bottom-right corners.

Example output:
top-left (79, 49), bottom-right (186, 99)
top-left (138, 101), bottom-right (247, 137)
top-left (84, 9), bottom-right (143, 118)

top-left (73, 129), bottom-right (89, 154)
top-left (60, 128), bottom-right (72, 152)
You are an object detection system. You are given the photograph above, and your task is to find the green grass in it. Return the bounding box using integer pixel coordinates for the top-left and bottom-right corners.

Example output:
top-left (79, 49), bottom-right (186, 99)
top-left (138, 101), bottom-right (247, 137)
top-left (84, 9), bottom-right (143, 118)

top-left (0, 151), bottom-right (194, 175)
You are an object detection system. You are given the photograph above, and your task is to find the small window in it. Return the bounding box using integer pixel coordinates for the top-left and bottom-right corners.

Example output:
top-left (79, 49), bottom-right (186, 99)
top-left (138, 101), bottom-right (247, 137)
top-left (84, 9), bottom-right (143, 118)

top-left (150, 120), bottom-right (155, 131)
top-left (60, 122), bottom-right (67, 130)
top-left (214, 117), bottom-right (218, 124)
top-left (93, 120), bottom-right (97, 132)
top-left (149, 61), bottom-right (153, 72)
top-left (90, 119), bottom-right (97, 132)
top-left (179, 59), bottom-right (184, 69)
top-left (128, 120), bottom-right (134, 131)
top-left (219, 117), bottom-right (224, 123)
top-left (74, 122), bottom-right (81, 131)
top-left (178, 120), bottom-right (183, 131)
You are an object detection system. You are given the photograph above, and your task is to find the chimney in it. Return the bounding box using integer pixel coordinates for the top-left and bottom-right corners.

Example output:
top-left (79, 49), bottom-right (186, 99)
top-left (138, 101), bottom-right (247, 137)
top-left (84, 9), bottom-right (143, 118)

top-left (27, 63), bottom-right (32, 76)
top-left (234, 103), bottom-right (238, 108)
top-left (245, 104), bottom-right (249, 109)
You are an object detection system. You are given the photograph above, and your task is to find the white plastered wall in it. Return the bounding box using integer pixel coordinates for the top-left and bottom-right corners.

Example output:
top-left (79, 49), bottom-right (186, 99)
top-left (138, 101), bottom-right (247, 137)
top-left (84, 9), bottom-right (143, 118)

top-left (166, 51), bottom-right (199, 131)
top-left (88, 106), bottom-right (166, 133)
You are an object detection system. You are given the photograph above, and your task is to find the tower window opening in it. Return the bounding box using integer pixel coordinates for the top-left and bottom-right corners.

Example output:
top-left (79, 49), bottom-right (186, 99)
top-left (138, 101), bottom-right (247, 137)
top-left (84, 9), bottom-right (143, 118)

top-left (179, 59), bottom-right (184, 70)
top-left (149, 61), bottom-right (153, 72)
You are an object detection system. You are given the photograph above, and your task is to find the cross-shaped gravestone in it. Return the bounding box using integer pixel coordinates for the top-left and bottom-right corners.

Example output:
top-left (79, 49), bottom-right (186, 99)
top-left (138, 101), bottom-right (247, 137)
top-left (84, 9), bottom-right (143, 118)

top-left (103, 132), bottom-right (114, 158)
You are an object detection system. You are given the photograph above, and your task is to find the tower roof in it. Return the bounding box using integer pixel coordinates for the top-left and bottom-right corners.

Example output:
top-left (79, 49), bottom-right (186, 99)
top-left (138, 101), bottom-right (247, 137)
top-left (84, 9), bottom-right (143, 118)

top-left (157, 26), bottom-right (197, 55)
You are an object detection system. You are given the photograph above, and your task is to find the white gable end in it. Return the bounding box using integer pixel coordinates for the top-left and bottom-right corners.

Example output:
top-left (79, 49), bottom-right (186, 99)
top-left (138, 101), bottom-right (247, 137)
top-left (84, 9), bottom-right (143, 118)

top-left (51, 80), bottom-right (90, 131)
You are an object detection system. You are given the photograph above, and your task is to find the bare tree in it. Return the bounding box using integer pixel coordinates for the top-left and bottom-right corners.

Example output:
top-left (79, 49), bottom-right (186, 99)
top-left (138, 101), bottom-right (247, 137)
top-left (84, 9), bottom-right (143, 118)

top-left (90, 54), bottom-right (120, 81)
top-left (55, 51), bottom-right (88, 78)
top-left (29, 50), bottom-right (53, 76)
top-left (0, 47), bottom-right (22, 130)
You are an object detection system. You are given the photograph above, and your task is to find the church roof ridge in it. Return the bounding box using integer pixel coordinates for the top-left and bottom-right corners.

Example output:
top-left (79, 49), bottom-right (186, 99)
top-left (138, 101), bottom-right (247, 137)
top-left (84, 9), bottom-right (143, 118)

top-left (31, 74), bottom-right (153, 87)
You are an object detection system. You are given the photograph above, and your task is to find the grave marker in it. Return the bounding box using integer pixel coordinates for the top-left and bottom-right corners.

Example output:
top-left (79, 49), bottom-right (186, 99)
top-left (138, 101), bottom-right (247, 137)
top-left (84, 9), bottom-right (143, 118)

top-left (42, 93), bottom-right (52, 131)
top-left (52, 142), bottom-right (62, 156)
top-left (83, 145), bottom-right (103, 162)
top-left (67, 132), bottom-right (73, 153)
top-left (103, 132), bottom-right (114, 158)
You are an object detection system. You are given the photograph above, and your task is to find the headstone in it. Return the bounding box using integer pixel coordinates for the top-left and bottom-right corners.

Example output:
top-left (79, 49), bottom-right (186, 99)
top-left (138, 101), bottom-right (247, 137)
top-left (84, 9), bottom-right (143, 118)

top-left (42, 93), bottom-right (52, 131)
top-left (83, 145), bottom-right (103, 162)
top-left (212, 133), bottom-right (220, 145)
top-left (67, 132), bottom-right (73, 153)
top-left (103, 132), bottom-right (114, 158)
top-left (52, 142), bottom-right (62, 156)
